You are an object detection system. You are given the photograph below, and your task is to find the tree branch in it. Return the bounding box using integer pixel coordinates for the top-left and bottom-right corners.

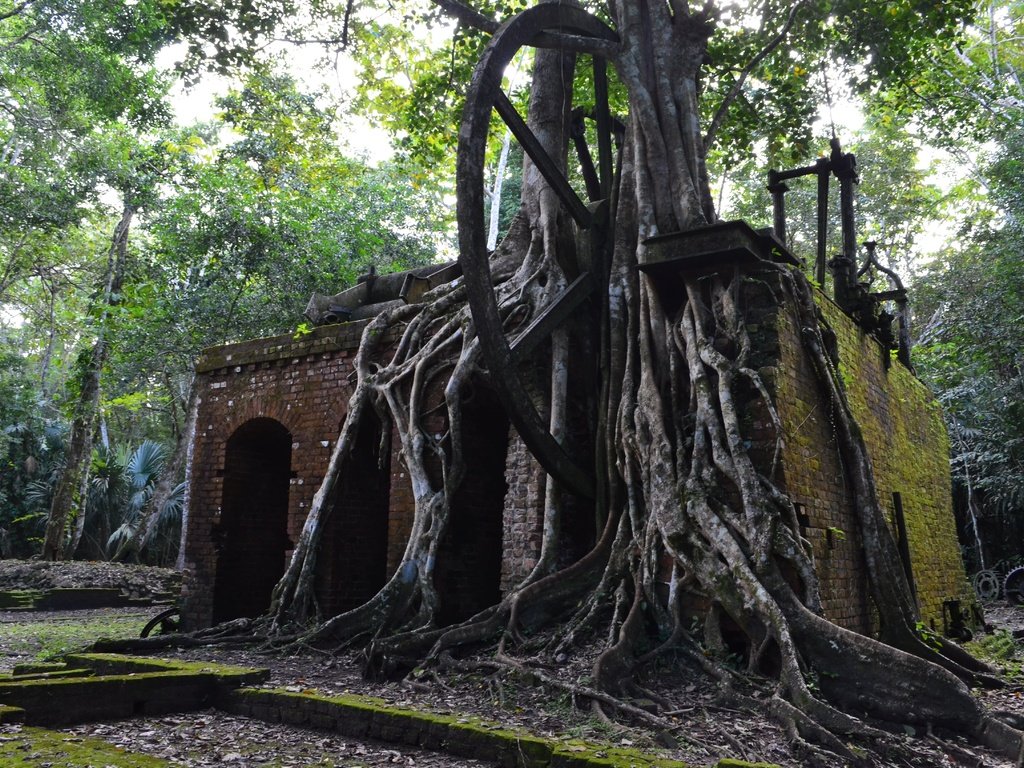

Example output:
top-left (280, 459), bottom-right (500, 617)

top-left (0, 0), bottom-right (33, 23)
top-left (431, 0), bottom-right (620, 57)
top-left (432, 0), bottom-right (499, 34)
top-left (703, 0), bottom-right (804, 149)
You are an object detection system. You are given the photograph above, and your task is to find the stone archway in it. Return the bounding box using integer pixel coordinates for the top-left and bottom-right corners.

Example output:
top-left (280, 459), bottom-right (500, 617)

top-left (212, 417), bottom-right (292, 623)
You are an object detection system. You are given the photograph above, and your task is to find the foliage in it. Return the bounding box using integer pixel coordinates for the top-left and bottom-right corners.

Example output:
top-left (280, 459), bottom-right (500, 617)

top-left (0, 0), bottom-right (173, 299)
top-left (914, 127), bottom-right (1024, 558)
top-left (76, 439), bottom-right (183, 564)
top-left (0, 341), bottom-right (66, 556)
top-left (721, 114), bottom-right (947, 285)
top-left (869, 0), bottom-right (1024, 145)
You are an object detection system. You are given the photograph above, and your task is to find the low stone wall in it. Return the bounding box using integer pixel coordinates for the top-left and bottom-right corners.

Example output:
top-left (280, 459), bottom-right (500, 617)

top-left (0, 653), bottom-right (268, 726)
top-left (0, 653), bottom-right (769, 767)
top-left (221, 687), bottom-right (689, 768)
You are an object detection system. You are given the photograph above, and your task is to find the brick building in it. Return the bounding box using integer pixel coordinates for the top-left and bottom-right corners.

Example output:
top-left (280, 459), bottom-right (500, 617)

top-left (179, 262), bottom-right (973, 636)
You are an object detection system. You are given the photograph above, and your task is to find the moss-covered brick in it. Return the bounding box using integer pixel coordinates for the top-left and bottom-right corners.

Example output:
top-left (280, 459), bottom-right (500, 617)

top-left (0, 589), bottom-right (44, 609)
top-left (766, 270), bottom-right (973, 633)
top-left (0, 654), bottom-right (267, 726)
top-left (8, 667), bottom-right (94, 681)
top-left (63, 652), bottom-right (270, 686)
top-left (11, 662), bottom-right (68, 676)
top-left (224, 688), bottom-right (689, 767)
top-left (0, 704), bottom-right (26, 723)
top-left (0, 670), bottom-right (213, 725)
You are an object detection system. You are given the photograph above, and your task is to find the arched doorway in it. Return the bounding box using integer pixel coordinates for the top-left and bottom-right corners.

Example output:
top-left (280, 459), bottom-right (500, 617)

top-left (212, 418), bottom-right (292, 623)
top-left (435, 388), bottom-right (509, 624)
top-left (317, 412), bottom-right (391, 615)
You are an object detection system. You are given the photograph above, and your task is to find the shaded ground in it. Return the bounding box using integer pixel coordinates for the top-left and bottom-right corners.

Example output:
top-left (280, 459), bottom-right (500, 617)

top-left (63, 713), bottom-right (497, 767)
top-left (2, 717), bottom-right (495, 768)
top-left (0, 559), bottom-right (179, 598)
top-left (2, 561), bottom-right (1024, 766)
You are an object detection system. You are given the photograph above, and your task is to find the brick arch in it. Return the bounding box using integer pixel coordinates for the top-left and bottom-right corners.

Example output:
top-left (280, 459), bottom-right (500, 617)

top-left (211, 416), bottom-right (293, 623)
top-left (220, 396), bottom-right (298, 439)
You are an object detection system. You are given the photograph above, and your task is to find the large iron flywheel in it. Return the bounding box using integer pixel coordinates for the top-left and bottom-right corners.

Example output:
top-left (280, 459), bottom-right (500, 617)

top-left (456, 4), bottom-right (619, 500)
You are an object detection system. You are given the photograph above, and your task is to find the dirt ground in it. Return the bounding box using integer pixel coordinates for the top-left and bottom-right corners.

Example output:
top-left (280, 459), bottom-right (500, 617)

top-left (3, 561), bottom-right (1024, 767)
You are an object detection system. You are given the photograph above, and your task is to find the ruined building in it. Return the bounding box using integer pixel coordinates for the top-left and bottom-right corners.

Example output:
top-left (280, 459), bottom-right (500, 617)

top-left (179, 148), bottom-right (975, 639)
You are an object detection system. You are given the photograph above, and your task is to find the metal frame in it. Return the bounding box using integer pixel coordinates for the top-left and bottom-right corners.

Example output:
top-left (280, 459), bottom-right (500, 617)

top-left (456, 5), bottom-right (619, 499)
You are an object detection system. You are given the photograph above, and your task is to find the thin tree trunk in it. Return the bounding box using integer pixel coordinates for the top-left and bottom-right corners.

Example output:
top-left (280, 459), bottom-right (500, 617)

top-left (42, 203), bottom-right (134, 561)
top-left (487, 130), bottom-right (512, 250)
top-left (175, 380), bottom-right (200, 572)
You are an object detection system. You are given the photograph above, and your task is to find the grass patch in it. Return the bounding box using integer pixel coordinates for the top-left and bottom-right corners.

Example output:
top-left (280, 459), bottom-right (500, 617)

top-left (1, 611), bottom-right (149, 662)
top-left (0, 725), bottom-right (172, 766)
top-left (966, 630), bottom-right (1023, 677)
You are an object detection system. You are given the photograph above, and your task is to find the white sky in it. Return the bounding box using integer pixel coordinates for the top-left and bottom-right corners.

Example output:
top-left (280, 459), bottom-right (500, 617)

top-left (158, 42), bottom-right (395, 163)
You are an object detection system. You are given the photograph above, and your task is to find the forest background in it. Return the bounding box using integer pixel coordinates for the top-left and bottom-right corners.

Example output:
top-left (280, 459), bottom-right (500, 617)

top-left (0, 0), bottom-right (1021, 570)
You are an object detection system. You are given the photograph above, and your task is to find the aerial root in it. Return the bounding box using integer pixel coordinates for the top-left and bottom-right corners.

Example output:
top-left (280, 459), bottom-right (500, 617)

top-left (764, 693), bottom-right (862, 764)
top-left (438, 652), bottom-right (677, 731)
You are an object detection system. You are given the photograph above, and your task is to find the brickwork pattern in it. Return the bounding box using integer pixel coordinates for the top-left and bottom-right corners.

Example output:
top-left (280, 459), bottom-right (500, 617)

top-left (182, 322), bottom-right (414, 629)
top-left (769, 275), bottom-right (971, 632)
top-left (182, 322), bottom-right (547, 629)
top-left (501, 431), bottom-right (545, 591)
top-left (183, 270), bottom-right (970, 638)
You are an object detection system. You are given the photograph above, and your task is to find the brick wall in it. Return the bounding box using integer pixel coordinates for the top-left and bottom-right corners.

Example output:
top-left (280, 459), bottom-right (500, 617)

top-left (181, 322), bottom-right (549, 629)
top-left (181, 322), bottom-right (420, 629)
top-left (768, 274), bottom-right (972, 632)
top-left (182, 268), bottom-right (970, 636)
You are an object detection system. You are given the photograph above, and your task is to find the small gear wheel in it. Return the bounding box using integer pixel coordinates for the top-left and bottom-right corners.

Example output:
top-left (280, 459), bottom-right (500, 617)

top-left (1004, 567), bottom-right (1024, 606)
top-left (973, 569), bottom-right (1001, 602)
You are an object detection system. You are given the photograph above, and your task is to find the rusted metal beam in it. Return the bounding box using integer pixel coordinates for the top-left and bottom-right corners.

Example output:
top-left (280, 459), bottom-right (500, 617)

top-left (493, 89), bottom-right (592, 228)
top-left (815, 157), bottom-right (830, 286)
top-left (767, 170), bottom-right (788, 246)
top-left (510, 273), bottom-right (594, 362)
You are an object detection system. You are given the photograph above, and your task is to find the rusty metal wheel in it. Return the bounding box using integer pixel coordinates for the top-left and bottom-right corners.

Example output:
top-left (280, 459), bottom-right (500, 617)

top-left (972, 569), bottom-right (1001, 602)
top-left (1005, 567), bottom-right (1024, 605)
top-left (140, 607), bottom-right (180, 638)
top-left (456, 4), bottom-right (619, 500)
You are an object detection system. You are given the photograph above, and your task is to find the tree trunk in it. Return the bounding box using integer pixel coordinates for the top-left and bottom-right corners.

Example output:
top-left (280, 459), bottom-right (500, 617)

top-left (175, 379), bottom-right (201, 572)
top-left (41, 203), bottom-right (134, 561)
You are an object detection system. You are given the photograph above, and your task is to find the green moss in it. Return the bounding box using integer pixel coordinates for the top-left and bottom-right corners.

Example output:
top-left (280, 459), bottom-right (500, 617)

top-left (0, 704), bottom-right (26, 723)
top-left (9, 667), bottom-right (94, 681)
top-left (63, 652), bottom-right (269, 684)
top-left (769, 278), bottom-right (974, 631)
top-left (0, 725), bottom-right (173, 766)
top-left (232, 689), bottom-right (691, 767)
top-left (967, 631), bottom-right (1022, 677)
top-left (12, 662), bottom-right (68, 675)
top-left (551, 740), bottom-right (689, 766)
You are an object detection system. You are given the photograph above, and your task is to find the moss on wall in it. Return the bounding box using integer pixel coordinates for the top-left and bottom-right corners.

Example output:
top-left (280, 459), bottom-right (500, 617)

top-left (769, 272), bottom-right (972, 632)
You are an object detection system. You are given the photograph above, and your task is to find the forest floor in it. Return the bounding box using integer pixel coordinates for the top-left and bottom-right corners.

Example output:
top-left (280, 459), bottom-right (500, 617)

top-left (1, 561), bottom-right (1024, 767)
